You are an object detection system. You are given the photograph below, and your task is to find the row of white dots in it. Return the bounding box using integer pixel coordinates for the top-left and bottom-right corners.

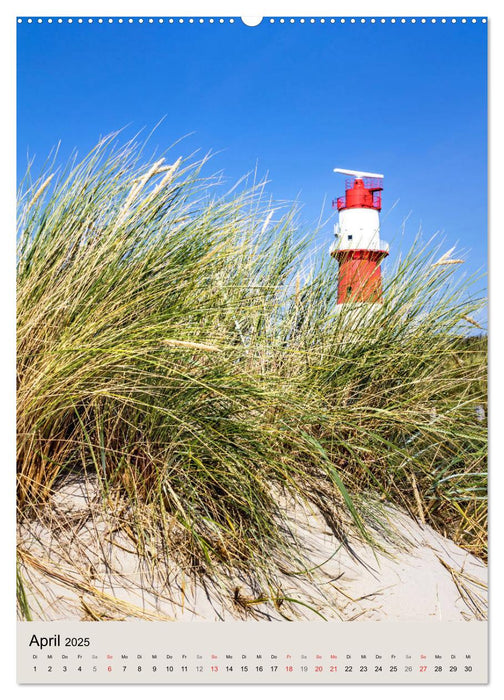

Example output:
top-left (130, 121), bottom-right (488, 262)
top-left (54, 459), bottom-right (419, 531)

top-left (19, 18), bottom-right (234, 24)
top-left (17, 17), bottom-right (487, 25)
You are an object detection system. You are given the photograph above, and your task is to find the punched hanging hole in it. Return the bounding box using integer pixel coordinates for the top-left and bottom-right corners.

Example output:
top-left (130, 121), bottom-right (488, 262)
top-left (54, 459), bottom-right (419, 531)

top-left (241, 17), bottom-right (263, 26)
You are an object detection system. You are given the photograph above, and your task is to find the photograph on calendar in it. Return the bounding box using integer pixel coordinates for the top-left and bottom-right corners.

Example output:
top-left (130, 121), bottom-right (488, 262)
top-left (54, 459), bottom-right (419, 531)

top-left (16, 15), bottom-right (487, 635)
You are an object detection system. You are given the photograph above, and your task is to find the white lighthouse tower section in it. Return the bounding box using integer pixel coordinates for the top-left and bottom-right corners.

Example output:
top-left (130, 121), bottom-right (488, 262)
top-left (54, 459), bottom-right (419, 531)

top-left (330, 208), bottom-right (389, 256)
top-left (339, 208), bottom-right (380, 249)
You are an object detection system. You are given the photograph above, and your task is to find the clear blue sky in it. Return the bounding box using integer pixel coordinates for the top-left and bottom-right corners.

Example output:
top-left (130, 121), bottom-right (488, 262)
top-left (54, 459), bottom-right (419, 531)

top-left (17, 17), bottom-right (487, 283)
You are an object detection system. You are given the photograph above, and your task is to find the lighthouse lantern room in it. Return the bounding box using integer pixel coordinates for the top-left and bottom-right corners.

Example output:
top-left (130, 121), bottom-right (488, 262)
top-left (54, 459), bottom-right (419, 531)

top-left (330, 168), bottom-right (389, 306)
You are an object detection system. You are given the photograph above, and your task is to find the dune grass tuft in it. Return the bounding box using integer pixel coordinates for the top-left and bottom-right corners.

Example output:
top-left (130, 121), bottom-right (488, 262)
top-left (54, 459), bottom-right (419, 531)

top-left (17, 135), bottom-right (487, 614)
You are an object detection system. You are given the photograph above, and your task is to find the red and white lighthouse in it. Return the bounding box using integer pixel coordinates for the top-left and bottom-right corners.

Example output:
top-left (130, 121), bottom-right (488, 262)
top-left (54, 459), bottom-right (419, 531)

top-left (329, 168), bottom-right (389, 307)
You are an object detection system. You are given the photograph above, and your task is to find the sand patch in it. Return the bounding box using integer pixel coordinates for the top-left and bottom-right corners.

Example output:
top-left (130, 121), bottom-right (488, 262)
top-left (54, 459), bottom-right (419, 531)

top-left (17, 474), bottom-right (487, 623)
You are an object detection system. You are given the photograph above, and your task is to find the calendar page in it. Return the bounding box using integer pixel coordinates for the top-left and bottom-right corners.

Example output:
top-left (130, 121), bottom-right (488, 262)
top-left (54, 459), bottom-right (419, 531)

top-left (15, 5), bottom-right (488, 685)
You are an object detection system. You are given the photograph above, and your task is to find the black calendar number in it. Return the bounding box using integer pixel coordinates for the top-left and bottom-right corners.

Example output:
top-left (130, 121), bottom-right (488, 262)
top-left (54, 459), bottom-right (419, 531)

top-left (360, 665), bottom-right (368, 672)
top-left (450, 665), bottom-right (457, 672)
top-left (345, 665), bottom-right (352, 672)
top-left (389, 665), bottom-right (397, 672)
top-left (65, 637), bottom-right (90, 647)
top-left (465, 666), bottom-right (473, 672)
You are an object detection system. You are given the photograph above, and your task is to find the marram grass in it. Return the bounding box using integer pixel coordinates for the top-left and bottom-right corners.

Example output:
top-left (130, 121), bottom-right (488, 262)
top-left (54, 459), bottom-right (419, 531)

top-left (17, 136), bottom-right (487, 607)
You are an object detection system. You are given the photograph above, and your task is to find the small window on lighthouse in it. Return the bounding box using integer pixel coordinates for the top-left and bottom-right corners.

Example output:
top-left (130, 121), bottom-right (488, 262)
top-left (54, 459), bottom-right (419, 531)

top-left (348, 234), bottom-right (353, 240)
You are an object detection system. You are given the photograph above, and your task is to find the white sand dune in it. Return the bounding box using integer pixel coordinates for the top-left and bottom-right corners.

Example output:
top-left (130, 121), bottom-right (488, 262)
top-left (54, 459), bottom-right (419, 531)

top-left (17, 476), bottom-right (487, 623)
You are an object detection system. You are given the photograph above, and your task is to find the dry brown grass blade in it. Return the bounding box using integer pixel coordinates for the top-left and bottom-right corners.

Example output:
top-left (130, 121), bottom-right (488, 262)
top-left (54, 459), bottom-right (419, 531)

top-left (410, 473), bottom-right (426, 525)
top-left (162, 338), bottom-right (222, 352)
top-left (17, 547), bottom-right (175, 621)
top-left (436, 556), bottom-right (487, 620)
top-left (27, 174), bottom-right (54, 209)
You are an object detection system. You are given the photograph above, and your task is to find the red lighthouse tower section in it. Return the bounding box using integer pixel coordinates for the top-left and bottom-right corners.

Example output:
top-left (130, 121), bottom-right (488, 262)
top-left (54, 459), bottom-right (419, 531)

top-left (330, 172), bottom-right (389, 305)
top-left (336, 249), bottom-right (387, 304)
